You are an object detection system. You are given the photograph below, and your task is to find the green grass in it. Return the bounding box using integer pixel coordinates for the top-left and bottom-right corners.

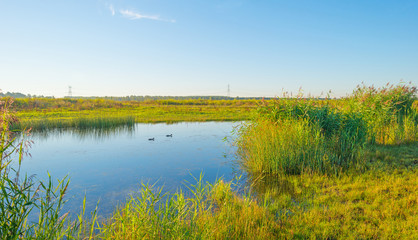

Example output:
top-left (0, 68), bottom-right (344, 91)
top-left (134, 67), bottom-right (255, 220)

top-left (229, 83), bottom-right (418, 238)
top-left (236, 104), bottom-right (368, 176)
top-left (236, 83), bottom-right (417, 176)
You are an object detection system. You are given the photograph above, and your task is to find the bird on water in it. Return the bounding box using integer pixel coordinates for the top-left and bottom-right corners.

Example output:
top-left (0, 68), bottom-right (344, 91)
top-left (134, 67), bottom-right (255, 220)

top-left (166, 134), bottom-right (173, 137)
top-left (148, 138), bottom-right (155, 141)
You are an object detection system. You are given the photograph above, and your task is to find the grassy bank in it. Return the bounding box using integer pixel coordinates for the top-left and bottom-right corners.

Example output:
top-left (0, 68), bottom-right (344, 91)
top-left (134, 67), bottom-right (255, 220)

top-left (246, 144), bottom-right (418, 239)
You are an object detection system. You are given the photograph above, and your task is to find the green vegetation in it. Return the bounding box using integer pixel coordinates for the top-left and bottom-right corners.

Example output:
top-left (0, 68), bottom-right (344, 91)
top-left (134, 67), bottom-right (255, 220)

top-left (11, 115), bottom-right (136, 131)
top-left (237, 102), bottom-right (368, 175)
top-left (245, 144), bottom-right (418, 239)
top-left (1, 83), bottom-right (417, 239)
top-left (232, 82), bottom-right (418, 238)
top-left (0, 99), bottom-right (97, 239)
top-left (98, 175), bottom-right (279, 239)
top-left (5, 98), bottom-right (259, 131)
top-left (345, 83), bottom-right (418, 144)
top-left (237, 82), bottom-right (417, 176)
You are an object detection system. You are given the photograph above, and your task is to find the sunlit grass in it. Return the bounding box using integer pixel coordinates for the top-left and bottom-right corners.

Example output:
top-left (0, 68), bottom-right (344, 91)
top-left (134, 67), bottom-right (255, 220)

top-left (96, 175), bottom-right (279, 240)
top-left (11, 103), bottom-right (256, 131)
top-left (256, 144), bottom-right (418, 239)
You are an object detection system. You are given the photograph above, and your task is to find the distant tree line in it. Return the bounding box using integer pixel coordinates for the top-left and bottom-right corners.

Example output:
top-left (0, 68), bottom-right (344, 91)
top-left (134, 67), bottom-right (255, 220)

top-left (72, 95), bottom-right (268, 101)
top-left (0, 91), bottom-right (54, 98)
top-left (0, 91), bottom-right (28, 98)
top-left (0, 90), bottom-right (269, 101)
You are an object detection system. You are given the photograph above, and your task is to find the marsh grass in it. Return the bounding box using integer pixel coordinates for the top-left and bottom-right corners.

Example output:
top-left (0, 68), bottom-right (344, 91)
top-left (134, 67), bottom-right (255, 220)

top-left (237, 141), bottom-right (418, 239)
top-left (1, 99), bottom-right (98, 239)
top-left (230, 83), bottom-right (418, 238)
top-left (8, 98), bottom-right (258, 131)
top-left (11, 115), bottom-right (136, 132)
top-left (236, 83), bottom-right (417, 176)
top-left (97, 142), bottom-right (417, 240)
top-left (1, 83), bottom-right (417, 239)
top-left (97, 174), bottom-right (279, 240)
top-left (346, 83), bottom-right (418, 144)
top-left (236, 102), bottom-right (367, 176)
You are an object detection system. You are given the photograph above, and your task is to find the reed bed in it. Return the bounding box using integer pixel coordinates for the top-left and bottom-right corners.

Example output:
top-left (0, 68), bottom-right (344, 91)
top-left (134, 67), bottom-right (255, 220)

top-left (11, 104), bottom-right (255, 131)
top-left (236, 83), bottom-right (417, 176)
top-left (344, 83), bottom-right (418, 144)
top-left (11, 115), bottom-right (136, 132)
top-left (236, 105), bottom-right (367, 176)
top-left (98, 175), bottom-right (279, 240)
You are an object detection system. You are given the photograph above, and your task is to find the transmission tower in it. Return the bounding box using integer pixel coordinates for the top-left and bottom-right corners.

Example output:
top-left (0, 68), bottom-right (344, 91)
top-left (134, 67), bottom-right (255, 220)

top-left (227, 84), bottom-right (230, 98)
top-left (68, 86), bottom-right (72, 97)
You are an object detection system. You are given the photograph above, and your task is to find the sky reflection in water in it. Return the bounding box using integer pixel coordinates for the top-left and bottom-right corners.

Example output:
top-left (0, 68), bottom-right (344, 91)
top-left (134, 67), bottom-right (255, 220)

top-left (19, 122), bottom-right (241, 217)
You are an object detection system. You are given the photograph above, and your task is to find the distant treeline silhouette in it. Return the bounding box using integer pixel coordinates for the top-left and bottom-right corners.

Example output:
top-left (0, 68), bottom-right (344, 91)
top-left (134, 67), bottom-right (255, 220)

top-left (0, 91), bottom-right (269, 101)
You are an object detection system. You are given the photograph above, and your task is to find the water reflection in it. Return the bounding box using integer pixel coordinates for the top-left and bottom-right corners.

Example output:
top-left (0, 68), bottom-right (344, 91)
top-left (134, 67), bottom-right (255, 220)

top-left (28, 125), bottom-right (136, 141)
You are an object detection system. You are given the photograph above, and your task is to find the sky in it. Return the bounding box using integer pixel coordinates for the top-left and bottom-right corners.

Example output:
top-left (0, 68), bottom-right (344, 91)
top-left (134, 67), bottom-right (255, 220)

top-left (0, 0), bottom-right (417, 98)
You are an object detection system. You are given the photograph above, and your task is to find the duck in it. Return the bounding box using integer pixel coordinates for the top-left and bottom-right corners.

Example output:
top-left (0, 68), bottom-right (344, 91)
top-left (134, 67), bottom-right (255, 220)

top-left (148, 138), bottom-right (155, 141)
top-left (166, 134), bottom-right (173, 137)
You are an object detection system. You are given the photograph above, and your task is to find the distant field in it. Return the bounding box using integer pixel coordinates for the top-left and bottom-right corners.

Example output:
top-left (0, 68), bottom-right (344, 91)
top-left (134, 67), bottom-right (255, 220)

top-left (5, 98), bottom-right (260, 130)
top-left (5, 96), bottom-right (417, 131)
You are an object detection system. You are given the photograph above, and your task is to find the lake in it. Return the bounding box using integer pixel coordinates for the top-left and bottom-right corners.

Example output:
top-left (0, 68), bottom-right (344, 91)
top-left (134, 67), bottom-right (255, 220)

top-left (18, 122), bottom-right (242, 217)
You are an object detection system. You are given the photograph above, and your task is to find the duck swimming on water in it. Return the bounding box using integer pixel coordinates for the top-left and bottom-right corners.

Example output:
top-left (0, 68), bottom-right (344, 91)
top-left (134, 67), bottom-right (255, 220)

top-left (166, 134), bottom-right (173, 137)
top-left (148, 138), bottom-right (155, 141)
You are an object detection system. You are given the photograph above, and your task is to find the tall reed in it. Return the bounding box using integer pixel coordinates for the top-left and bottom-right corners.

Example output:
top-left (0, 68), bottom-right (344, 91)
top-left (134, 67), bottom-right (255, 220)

top-left (98, 174), bottom-right (279, 239)
top-left (0, 99), bottom-right (97, 239)
top-left (236, 99), bottom-right (367, 176)
top-left (346, 83), bottom-right (418, 144)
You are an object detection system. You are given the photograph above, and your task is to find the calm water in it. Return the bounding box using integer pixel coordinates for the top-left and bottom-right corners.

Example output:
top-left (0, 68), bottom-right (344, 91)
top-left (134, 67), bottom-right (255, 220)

top-left (19, 122), bottom-right (241, 217)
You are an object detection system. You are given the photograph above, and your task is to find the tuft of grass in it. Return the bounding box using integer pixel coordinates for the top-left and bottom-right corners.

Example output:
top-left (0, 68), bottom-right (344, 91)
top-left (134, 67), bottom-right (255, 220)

top-left (97, 174), bottom-right (279, 240)
top-left (346, 82), bottom-right (418, 144)
top-left (1, 99), bottom-right (98, 239)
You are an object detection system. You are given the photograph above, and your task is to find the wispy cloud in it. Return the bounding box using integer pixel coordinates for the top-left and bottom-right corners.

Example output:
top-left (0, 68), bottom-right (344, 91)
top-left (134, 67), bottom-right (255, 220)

top-left (120, 9), bottom-right (175, 23)
top-left (105, 3), bottom-right (115, 16)
top-left (109, 4), bottom-right (115, 16)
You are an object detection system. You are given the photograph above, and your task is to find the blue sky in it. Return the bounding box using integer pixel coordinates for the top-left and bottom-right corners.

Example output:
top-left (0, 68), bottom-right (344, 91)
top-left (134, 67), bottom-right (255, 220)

top-left (0, 0), bottom-right (417, 97)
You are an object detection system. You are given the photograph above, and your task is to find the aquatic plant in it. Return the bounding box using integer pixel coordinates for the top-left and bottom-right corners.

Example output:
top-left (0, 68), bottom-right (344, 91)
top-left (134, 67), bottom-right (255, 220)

top-left (11, 115), bottom-right (136, 132)
top-left (98, 174), bottom-right (279, 239)
top-left (0, 99), bottom-right (97, 239)
top-left (237, 83), bottom-right (417, 176)
top-left (346, 82), bottom-right (418, 144)
top-left (237, 99), bottom-right (367, 176)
